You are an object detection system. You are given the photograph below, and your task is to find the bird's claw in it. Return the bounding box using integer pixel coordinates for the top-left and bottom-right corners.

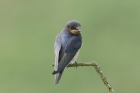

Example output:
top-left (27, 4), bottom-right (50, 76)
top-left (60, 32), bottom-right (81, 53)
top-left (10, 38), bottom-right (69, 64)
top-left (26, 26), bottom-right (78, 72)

top-left (74, 61), bottom-right (78, 69)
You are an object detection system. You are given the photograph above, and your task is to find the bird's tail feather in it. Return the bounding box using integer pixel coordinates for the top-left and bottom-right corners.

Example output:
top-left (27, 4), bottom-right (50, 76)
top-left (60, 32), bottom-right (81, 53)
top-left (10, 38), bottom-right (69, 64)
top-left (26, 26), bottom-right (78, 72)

top-left (54, 70), bottom-right (64, 85)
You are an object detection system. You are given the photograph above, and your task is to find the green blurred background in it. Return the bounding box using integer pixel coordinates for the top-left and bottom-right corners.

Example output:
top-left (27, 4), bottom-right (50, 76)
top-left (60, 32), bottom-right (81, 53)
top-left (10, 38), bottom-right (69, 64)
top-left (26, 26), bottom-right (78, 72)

top-left (0, 0), bottom-right (140, 93)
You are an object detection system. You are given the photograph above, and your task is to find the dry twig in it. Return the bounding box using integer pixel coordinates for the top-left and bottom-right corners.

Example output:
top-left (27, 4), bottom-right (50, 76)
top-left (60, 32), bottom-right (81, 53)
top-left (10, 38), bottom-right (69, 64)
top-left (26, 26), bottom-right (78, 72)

top-left (52, 61), bottom-right (114, 93)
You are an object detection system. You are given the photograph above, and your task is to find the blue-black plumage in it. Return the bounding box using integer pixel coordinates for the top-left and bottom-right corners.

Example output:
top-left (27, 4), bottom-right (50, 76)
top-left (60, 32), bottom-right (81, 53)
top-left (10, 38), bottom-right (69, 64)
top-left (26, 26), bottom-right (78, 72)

top-left (52, 20), bottom-right (82, 85)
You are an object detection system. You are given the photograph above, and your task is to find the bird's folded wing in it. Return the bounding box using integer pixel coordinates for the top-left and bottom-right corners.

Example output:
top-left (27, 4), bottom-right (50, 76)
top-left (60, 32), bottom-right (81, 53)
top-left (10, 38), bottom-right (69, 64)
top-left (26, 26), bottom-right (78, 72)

top-left (52, 53), bottom-right (75, 74)
top-left (54, 35), bottom-right (61, 71)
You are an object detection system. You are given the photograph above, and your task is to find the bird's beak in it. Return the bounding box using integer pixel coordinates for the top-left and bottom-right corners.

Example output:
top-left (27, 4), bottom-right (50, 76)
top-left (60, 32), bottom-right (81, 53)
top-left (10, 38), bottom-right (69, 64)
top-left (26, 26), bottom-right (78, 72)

top-left (76, 27), bottom-right (81, 32)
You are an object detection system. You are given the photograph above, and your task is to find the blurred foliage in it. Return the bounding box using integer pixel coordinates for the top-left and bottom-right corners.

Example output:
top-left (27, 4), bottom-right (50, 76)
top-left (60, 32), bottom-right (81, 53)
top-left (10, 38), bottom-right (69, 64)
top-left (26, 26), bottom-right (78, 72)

top-left (0, 0), bottom-right (140, 93)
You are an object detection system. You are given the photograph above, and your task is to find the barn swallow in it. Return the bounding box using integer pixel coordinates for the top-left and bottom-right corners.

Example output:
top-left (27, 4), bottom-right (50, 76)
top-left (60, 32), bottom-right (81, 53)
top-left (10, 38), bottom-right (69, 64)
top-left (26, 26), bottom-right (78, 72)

top-left (52, 20), bottom-right (82, 85)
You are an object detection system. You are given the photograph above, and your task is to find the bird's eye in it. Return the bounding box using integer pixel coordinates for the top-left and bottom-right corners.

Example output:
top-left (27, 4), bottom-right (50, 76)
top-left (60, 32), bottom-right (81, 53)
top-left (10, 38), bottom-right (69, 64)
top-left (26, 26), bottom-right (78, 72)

top-left (71, 27), bottom-right (76, 30)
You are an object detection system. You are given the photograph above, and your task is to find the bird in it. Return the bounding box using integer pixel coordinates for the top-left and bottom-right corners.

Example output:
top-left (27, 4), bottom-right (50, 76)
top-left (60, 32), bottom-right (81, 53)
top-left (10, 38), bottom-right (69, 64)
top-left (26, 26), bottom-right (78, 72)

top-left (52, 20), bottom-right (82, 85)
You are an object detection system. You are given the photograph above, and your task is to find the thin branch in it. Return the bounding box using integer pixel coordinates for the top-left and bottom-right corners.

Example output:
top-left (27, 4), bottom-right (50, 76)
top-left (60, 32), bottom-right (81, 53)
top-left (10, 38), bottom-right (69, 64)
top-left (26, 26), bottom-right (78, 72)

top-left (52, 61), bottom-right (114, 93)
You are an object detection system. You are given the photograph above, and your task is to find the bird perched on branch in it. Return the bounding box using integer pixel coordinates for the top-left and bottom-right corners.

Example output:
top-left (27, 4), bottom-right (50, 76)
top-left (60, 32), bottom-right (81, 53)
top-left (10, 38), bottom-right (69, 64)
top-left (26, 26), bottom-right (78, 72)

top-left (52, 20), bottom-right (82, 85)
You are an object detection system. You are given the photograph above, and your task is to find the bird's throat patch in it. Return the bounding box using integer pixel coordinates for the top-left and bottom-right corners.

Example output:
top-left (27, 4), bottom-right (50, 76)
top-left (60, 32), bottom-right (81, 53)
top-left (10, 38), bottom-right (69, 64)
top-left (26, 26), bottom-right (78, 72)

top-left (70, 30), bottom-right (80, 35)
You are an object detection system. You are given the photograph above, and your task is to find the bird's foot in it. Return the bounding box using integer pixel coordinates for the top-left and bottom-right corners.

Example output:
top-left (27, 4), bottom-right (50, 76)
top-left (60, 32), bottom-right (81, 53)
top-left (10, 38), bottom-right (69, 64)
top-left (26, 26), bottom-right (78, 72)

top-left (73, 61), bottom-right (78, 69)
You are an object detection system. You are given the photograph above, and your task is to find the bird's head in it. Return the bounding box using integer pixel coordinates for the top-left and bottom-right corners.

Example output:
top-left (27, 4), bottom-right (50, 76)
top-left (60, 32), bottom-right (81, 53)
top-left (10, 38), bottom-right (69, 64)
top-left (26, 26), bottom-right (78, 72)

top-left (65, 20), bottom-right (81, 35)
